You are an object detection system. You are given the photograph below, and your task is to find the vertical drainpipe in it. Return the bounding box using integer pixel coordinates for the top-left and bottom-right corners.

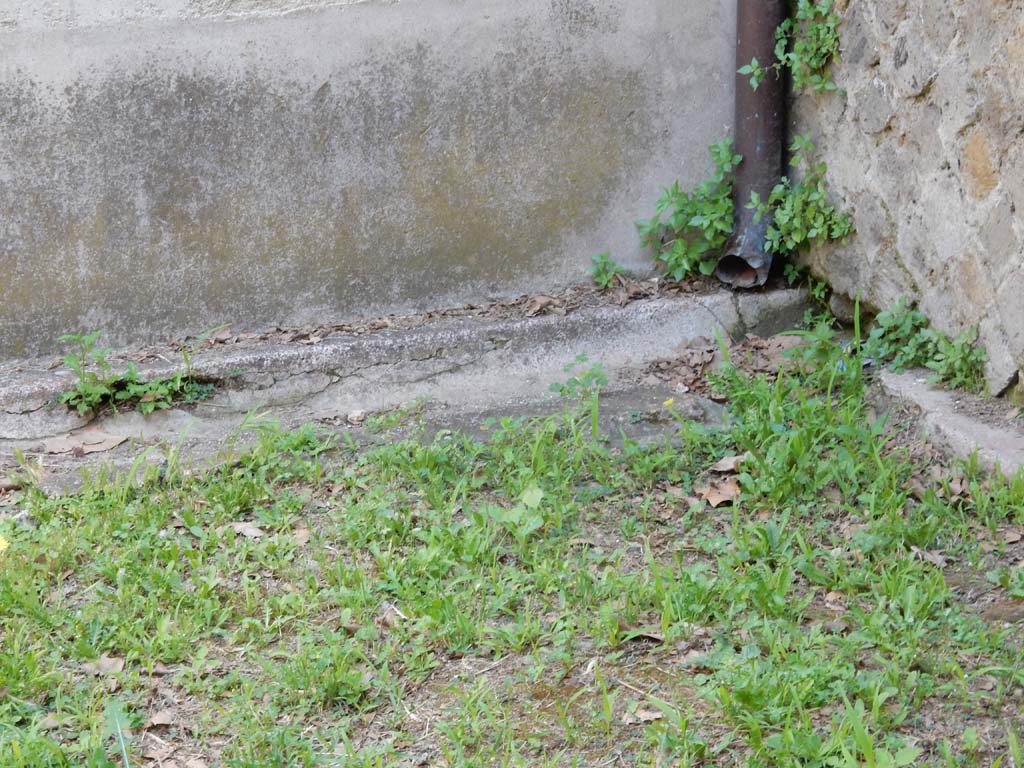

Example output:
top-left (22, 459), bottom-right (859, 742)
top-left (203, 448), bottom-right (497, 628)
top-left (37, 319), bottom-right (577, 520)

top-left (715, 0), bottom-right (788, 288)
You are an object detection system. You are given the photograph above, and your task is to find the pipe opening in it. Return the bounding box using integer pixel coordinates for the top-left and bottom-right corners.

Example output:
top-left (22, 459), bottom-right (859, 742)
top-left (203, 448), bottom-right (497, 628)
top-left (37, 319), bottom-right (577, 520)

top-left (715, 254), bottom-right (761, 288)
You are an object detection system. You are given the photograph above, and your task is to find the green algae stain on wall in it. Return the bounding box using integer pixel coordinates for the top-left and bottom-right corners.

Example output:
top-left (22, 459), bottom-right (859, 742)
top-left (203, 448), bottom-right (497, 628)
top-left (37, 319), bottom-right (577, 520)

top-left (0, 19), bottom-right (656, 356)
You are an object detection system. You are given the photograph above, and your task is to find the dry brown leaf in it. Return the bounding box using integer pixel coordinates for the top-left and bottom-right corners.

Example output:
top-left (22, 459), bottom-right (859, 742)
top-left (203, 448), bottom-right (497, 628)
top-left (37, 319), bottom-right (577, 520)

top-left (1005, 528), bottom-right (1023, 544)
top-left (623, 708), bottom-right (664, 725)
top-left (293, 527), bottom-right (311, 546)
top-left (694, 478), bottom-right (741, 508)
top-left (39, 713), bottom-right (64, 730)
top-left (146, 708), bottom-right (177, 728)
top-left (708, 452), bottom-right (752, 474)
top-left (82, 655), bottom-right (125, 676)
top-left (375, 601), bottom-right (408, 631)
top-left (229, 522), bottom-right (265, 539)
top-left (624, 626), bottom-right (665, 644)
top-left (143, 743), bottom-right (178, 762)
top-left (679, 648), bottom-right (709, 667)
top-left (525, 295), bottom-right (562, 317)
top-left (43, 429), bottom-right (127, 455)
top-left (910, 546), bottom-right (948, 567)
top-left (974, 675), bottom-right (998, 692)
top-left (905, 476), bottom-right (928, 501)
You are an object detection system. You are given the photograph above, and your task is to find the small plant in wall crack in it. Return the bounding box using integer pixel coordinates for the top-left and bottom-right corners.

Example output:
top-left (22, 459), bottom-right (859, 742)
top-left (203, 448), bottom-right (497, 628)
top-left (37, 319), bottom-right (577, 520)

top-left (57, 330), bottom-right (215, 416)
top-left (740, 0), bottom-right (843, 93)
top-left (751, 135), bottom-right (854, 257)
top-left (589, 252), bottom-right (626, 289)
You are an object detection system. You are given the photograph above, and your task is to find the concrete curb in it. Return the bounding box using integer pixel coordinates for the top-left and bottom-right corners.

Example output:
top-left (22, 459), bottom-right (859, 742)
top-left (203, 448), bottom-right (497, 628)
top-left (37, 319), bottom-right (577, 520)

top-left (876, 370), bottom-right (1024, 477)
top-left (0, 288), bottom-right (807, 441)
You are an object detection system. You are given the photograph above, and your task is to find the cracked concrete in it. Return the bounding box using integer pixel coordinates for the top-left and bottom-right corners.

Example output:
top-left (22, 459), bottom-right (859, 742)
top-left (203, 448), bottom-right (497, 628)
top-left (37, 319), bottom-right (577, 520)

top-left (0, 288), bottom-right (806, 491)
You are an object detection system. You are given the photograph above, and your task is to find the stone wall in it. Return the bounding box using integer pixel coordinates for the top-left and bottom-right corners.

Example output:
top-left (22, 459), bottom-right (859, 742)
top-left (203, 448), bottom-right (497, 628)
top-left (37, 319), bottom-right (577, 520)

top-left (0, 0), bottom-right (736, 358)
top-left (795, 0), bottom-right (1024, 393)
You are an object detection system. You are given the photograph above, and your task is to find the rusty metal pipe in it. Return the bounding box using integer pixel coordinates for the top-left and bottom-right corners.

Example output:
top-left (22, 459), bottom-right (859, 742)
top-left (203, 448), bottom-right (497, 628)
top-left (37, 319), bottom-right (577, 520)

top-left (715, 0), bottom-right (789, 288)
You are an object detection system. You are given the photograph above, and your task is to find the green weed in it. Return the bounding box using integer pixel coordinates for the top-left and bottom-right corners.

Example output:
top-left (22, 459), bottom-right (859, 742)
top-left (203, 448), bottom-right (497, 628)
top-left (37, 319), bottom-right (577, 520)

top-left (56, 331), bottom-right (214, 416)
top-left (589, 252), bottom-right (626, 289)
top-left (864, 298), bottom-right (988, 392)
top-left (741, 0), bottom-right (843, 94)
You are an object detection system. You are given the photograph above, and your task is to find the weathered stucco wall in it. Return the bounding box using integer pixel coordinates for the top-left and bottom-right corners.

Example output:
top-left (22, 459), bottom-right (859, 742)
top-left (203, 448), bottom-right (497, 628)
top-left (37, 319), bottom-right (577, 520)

top-left (0, 0), bottom-right (735, 357)
top-left (795, 0), bottom-right (1024, 393)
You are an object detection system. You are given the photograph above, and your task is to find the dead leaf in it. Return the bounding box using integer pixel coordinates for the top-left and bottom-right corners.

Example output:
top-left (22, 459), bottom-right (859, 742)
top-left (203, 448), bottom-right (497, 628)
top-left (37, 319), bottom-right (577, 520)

top-left (708, 452), bottom-right (751, 474)
top-left (694, 478), bottom-right (741, 508)
top-left (910, 546), bottom-right (948, 567)
top-left (905, 477), bottom-right (928, 501)
top-left (823, 618), bottom-right (850, 635)
top-left (39, 714), bottom-right (64, 730)
top-left (1005, 528), bottom-right (1024, 544)
top-left (623, 708), bottom-right (664, 725)
top-left (376, 602), bottom-right (407, 631)
top-left (229, 522), bottom-right (265, 539)
top-left (525, 295), bottom-right (563, 317)
top-left (294, 527), bottom-right (311, 546)
top-left (947, 476), bottom-right (969, 498)
top-left (679, 648), bottom-right (709, 667)
top-left (146, 708), bottom-right (177, 728)
top-left (82, 655), bottom-right (125, 676)
top-left (974, 675), bottom-right (998, 692)
top-left (623, 626), bottom-right (665, 644)
top-left (143, 743), bottom-right (178, 762)
top-left (43, 429), bottom-right (127, 456)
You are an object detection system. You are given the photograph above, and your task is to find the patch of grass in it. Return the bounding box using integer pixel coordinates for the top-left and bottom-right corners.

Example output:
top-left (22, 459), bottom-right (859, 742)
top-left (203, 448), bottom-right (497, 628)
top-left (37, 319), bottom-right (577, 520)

top-left (364, 397), bottom-right (431, 434)
top-left (3, 325), bottom-right (1024, 765)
